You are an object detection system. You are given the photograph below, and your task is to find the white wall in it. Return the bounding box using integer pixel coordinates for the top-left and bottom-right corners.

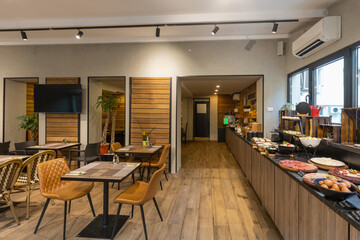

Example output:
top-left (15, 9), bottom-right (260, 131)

top-left (286, 0), bottom-right (360, 73)
top-left (0, 40), bottom-right (287, 172)
top-left (88, 79), bottom-right (103, 143)
top-left (4, 80), bottom-right (26, 150)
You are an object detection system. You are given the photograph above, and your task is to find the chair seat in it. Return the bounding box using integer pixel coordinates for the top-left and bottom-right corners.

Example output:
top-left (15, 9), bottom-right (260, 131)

top-left (141, 161), bottom-right (160, 168)
top-left (42, 181), bottom-right (94, 201)
top-left (114, 181), bottom-right (148, 205)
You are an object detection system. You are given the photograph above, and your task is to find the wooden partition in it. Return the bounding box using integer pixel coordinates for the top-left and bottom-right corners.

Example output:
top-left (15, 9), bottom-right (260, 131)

top-left (45, 77), bottom-right (80, 144)
top-left (26, 83), bottom-right (35, 115)
top-left (217, 94), bottom-right (233, 128)
top-left (130, 77), bottom-right (171, 145)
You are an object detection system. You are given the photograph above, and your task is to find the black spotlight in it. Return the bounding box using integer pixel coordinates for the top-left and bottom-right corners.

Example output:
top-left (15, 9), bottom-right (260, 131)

top-left (76, 30), bottom-right (83, 39)
top-left (156, 26), bottom-right (160, 37)
top-left (21, 31), bottom-right (28, 41)
top-left (272, 23), bottom-right (278, 33)
top-left (211, 26), bottom-right (219, 35)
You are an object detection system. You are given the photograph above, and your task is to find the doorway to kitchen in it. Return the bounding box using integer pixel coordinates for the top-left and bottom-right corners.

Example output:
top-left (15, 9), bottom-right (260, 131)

top-left (193, 98), bottom-right (210, 140)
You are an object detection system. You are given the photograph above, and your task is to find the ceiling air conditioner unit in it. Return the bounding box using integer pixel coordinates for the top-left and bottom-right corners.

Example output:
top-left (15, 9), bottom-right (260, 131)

top-left (292, 16), bottom-right (341, 58)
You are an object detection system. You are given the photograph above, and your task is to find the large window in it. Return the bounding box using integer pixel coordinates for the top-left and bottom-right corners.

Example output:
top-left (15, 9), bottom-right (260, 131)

top-left (289, 69), bottom-right (309, 105)
top-left (314, 58), bottom-right (344, 123)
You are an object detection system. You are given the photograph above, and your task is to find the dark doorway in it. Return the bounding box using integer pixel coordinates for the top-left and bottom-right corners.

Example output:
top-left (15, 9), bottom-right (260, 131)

top-left (193, 98), bottom-right (210, 138)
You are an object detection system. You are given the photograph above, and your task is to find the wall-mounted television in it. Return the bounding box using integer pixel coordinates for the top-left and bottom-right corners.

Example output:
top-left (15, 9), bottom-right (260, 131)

top-left (34, 84), bottom-right (82, 113)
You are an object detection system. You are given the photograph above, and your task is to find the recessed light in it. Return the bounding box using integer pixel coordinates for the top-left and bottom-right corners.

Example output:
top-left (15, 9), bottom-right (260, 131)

top-left (216, 85), bottom-right (220, 88)
top-left (214, 92), bottom-right (217, 95)
top-left (215, 89), bottom-right (218, 92)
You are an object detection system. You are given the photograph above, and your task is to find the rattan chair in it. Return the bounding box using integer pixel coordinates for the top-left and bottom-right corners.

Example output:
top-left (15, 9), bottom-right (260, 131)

top-left (141, 144), bottom-right (170, 189)
top-left (111, 164), bottom-right (166, 240)
top-left (0, 158), bottom-right (23, 225)
top-left (34, 158), bottom-right (95, 240)
top-left (15, 150), bottom-right (56, 219)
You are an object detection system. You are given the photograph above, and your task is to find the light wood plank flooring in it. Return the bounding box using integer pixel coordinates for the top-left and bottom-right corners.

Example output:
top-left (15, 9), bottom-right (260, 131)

top-left (0, 141), bottom-right (282, 240)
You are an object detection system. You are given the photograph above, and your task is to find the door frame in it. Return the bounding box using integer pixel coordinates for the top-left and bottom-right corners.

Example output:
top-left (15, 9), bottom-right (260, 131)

top-left (193, 98), bottom-right (210, 138)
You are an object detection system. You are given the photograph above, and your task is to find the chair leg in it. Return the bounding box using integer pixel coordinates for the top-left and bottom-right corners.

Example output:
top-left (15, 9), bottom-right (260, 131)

top-left (153, 197), bottom-right (163, 221)
top-left (87, 193), bottom-right (96, 217)
top-left (26, 185), bottom-right (31, 219)
top-left (160, 181), bottom-right (163, 191)
top-left (111, 204), bottom-right (122, 240)
top-left (118, 183), bottom-right (120, 190)
top-left (111, 182), bottom-right (115, 188)
top-left (141, 167), bottom-right (146, 181)
top-left (68, 200), bottom-right (71, 213)
top-left (139, 167), bottom-right (142, 179)
top-left (164, 171), bottom-right (169, 181)
top-left (131, 205), bottom-right (134, 219)
top-left (140, 205), bottom-right (148, 240)
top-left (34, 198), bottom-right (50, 234)
top-left (63, 201), bottom-right (67, 240)
top-left (132, 172), bottom-right (135, 184)
top-left (4, 193), bottom-right (20, 225)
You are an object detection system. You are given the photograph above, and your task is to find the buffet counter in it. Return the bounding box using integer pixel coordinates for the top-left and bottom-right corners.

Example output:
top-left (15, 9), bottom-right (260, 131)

top-left (225, 127), bottom-right (360, 240)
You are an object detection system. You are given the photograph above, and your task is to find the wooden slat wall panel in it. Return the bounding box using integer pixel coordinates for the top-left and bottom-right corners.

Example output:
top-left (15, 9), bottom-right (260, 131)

top-left (217, 94), bottom-right (233, 128)
top-left (130, 77), bottom-right (171, 145)
top-left (26, 83), bottom-right (36, 116)
top-left (45, 78), bottom-right (79, 145)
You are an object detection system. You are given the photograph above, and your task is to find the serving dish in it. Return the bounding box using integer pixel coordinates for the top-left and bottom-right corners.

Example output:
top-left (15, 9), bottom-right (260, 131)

top-left (299, 137), bottom-right (322, 148)
top-left (314, 178), bottom-right (357, 200)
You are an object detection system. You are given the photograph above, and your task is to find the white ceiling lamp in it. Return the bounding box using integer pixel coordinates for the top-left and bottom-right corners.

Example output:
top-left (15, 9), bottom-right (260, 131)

top-left (216, 85), bottom-right (220, 88)
top-left (214, 92), bottom-right (218, 95)
top-left (215, 89), bottom-right (218, 92)
top-left (76, 30), bottom-right (83, 39)
top-left (211, 25), bottom-right (219, 35)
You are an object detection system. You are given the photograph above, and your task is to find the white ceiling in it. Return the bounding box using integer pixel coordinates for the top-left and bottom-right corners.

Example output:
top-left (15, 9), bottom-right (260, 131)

top-left (181, 75), bottom-right (261, 97)
top-left (0, 0), bottom-right (339, 45)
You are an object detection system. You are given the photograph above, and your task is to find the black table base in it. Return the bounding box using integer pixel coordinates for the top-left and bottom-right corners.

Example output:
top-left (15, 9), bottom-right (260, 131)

top-left (77, 214), bottom-right (129, 239)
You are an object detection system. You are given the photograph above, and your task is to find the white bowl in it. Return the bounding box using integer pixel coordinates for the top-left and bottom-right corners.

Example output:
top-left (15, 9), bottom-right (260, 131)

top-left (299, 137), bottom-right (322, 148)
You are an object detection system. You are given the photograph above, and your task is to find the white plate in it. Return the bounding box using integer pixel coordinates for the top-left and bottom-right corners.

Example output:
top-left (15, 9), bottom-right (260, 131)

top-left (310, 157), bottom-right (345, 167)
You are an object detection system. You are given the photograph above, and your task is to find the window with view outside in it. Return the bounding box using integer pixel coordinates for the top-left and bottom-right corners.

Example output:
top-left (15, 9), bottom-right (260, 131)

top-left (314, 58), bottom-right (344, 123)
top-left (289, 69), bottom-right (309, 105)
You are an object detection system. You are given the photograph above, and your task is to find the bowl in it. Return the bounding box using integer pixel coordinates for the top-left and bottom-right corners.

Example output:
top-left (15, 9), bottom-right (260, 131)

top-left (266, 146), bottom-right (278, 154)
top-left (278, 145), bottom-right (296, 154)
top-left (299, 137), bottom-right (322, 148)
top-left (314, 178), bottom-right (357, 200)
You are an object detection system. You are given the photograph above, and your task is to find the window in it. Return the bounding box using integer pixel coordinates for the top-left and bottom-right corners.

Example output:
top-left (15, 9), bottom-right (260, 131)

top-left (289, 69), bottom-right (309, 105)
top-left (314, 58), bottom-right (344, 123)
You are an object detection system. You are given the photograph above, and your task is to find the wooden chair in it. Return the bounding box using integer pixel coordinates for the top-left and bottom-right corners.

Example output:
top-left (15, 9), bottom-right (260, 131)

top-left (34, 158), bottom-right (96, 240)
top-left (141, 144), bottom-right (170, 189)
top-left (0, 158), bottom-right (23, 225)
top-left (15, 150), bottom-right (56, 219)
top-left (68, 142), bottom-right (100, 167)
top-left (111, 164), bottom-right (166, 240)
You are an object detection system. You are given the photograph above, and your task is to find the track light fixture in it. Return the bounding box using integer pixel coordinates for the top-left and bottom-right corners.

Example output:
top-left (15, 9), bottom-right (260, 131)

top-left (156, 26), bottom-right (160, 37)
top-left (76, 30), bottom-right (83, 39)
top-left (21, 31), bottom-right (28, 41)
top-left (211, 25), bottom-right (219, 35)
top-left (272, 23), bottom-right (278, 33)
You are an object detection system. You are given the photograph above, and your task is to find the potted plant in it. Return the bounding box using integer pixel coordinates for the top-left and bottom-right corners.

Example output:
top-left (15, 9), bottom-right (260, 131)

top-left (16, 113), bottom-right (38, 142)
top-left (96, 93), bottom-right (120, 154)
top-left (138, 121), bottom-right (156, 146)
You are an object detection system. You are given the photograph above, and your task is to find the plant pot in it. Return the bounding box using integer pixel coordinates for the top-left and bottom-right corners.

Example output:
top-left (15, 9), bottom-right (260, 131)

top-left (100, 144), bottom-right (110, 155)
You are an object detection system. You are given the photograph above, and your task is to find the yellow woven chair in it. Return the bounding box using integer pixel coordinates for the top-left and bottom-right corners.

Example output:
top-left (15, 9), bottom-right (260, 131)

top-left (0, 158), bottom-right (23, 225)
top-left (15, 150), bottom-right (56, 219)
top-left (111, 164), bottom-right (166, 240)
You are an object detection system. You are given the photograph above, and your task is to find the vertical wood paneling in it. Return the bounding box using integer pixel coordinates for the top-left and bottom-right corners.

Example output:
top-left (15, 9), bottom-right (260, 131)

top-left (130, 77), bottom-right (171, 145)
top-left (217, 95), bottom-right (233, 128)
top-left (26, 83), bottom-right (35, 115)
top-left (45, 78), bottom-right (80, 144)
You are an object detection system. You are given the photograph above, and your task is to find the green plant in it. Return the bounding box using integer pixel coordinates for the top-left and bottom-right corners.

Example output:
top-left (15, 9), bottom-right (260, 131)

top-left (96, 93), bottom-right (121, 145)
top-left (16, 113), bottom-right (38, 141)
top-left (138, 120), bottom-right (156, 141)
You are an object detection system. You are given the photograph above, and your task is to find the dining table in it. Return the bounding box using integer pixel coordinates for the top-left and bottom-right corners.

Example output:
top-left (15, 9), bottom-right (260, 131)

top-left (25, 142), bottom-right (81, 158)
top-left (114, 145), bottom-right (163, 181)
top-left (61, 161), bottom-right (141, 239)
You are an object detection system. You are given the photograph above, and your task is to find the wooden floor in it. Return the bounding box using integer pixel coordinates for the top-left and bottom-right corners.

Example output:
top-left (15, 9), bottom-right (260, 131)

top-left (0, 141), bottom-right (282, 240)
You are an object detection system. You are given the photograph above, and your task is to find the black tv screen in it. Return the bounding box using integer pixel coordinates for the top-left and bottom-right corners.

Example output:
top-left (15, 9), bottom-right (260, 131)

top-left (34, 84), bottom-right (82, 113)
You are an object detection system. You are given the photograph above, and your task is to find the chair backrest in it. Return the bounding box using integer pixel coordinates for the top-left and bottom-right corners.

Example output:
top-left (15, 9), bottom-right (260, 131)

top-left (0, 158), bottom-right (22, 192)
top-left (142, 164), bottom-right (166, 203)
top-left (157, 144), bottom-right (171, 166)
top-left (0, 141), bottom-right (10, 155)
top-left (85, 142), bottom-right (100, 157)
top-left (25, 140), bottom-right (36, 148)
top-left (21, 150), bottom-right (56, 184)
top-left (111, 142), bottom-right (122, 152)
top-left (37, 158), bottom-right (70, 195)
top-left (14, 141), bottom-right (27, 151)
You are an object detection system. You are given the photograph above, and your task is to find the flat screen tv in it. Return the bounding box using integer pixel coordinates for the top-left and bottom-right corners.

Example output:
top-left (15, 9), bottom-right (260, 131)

top-left (34, 84), bottom-right (82, 113)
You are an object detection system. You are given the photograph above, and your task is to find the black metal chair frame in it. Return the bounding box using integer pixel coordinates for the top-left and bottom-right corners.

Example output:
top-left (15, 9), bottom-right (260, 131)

top-left (68, 142), bottom-right (100, 167)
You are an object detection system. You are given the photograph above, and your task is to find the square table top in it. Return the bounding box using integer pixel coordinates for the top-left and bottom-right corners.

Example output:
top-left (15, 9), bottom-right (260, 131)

top-left (0, 155), bottom-right (29, 163)
top-left (114, 145), bottom-right (163, 155)
top-left (25, 142), bottom-right (81, 150)
top-left (61, 161), bottom-right (141, 182)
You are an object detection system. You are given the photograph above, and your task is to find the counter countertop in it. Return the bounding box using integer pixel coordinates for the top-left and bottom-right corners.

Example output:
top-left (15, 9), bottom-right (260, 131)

top-left (227, 128), bottom-right (360, 231)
